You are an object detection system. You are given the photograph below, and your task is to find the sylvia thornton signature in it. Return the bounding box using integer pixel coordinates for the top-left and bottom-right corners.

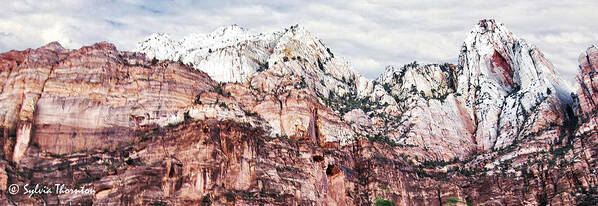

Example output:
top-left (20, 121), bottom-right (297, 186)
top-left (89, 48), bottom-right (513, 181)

top-left (15, 183), bottom-right (95, 197)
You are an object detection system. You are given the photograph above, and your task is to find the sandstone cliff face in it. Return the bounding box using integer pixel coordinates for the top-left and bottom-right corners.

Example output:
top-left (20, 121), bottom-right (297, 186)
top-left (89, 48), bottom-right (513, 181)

top-left (0, 19), bottom-right (596, 205)
top-left (369, 63), bottom-right (477, 160)
top-left (0, 42), bottom-right (216, 163)
top-left (0, 118), bottom-right (470, 205)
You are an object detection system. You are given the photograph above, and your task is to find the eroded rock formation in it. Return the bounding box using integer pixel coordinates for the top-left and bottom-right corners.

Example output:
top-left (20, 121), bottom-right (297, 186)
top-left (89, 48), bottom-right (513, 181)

top-left (0, 20), bottom-right (596, 205)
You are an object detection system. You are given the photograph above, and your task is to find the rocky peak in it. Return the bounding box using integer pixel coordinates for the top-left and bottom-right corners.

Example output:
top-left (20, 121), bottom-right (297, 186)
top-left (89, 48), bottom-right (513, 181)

top-left (209, 24), bottom-right (249, 37)
top-left (39, 41), bottom-right (66, 52)
top-left (459, 19), bottom-right (571, 97)
top-left (135, 24), bottom-right (367, 101)
top-left (177, 24), bottom-right (263, 54)
top-left (136, 25), bottom-right (276, 82)
top-left (135, 33), bottom-right (180, 60)
top-left (375, 62), bottom-right (458, 100)
top-left (265, 24), bottom-right (361, 86)
top-left (78, 42), bottom-right (119, 55)
top-left (458, 19), bottom-right (574, 151)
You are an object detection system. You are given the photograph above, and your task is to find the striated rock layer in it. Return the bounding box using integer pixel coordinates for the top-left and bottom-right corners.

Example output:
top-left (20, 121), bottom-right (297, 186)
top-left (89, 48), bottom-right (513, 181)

top-left (0, 42), bottom-right (216, 162)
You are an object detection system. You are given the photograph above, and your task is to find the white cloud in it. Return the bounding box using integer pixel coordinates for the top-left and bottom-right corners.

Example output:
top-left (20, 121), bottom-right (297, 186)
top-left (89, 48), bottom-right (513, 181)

top-left (0, 0), bottom-right (596, 84)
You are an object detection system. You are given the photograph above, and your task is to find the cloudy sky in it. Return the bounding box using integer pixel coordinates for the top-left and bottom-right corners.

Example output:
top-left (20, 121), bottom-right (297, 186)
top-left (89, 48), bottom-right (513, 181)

top-left (1, 0), bottom-right (597, 84)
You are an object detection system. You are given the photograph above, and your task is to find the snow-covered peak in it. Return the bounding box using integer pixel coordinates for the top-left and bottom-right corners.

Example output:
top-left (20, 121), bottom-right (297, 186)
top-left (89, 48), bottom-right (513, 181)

top-left (211, 24), bottom-right (249, 36)
top-left (178, 25), bottom-right (259, 52)
top-left (135, 33), bottom-right (180, 60)
top-left (135, 25), bottom-right (277, 82)
top-left (134, 24), bottom-right (366, 91)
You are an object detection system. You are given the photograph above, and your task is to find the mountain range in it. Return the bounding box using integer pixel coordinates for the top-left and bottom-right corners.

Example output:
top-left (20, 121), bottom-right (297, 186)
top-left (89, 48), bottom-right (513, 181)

top-left (0, 19), bottom-right (596, 205)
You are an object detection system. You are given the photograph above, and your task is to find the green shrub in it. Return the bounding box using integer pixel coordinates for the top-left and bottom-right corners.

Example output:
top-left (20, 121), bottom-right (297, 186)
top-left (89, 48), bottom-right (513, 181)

top-left (257, 62), bottom-right (268, 72)
top-left (245, 110), bottom-right (259, 117)
top-left (219, 102), bottom-right (228, 109)
top-left (213, 83), bottom-right (230, 97)
top-left (447, 197), bottom-right (460, 203)
top-left (194, 94), bottom-right (202, 104)
top-left (378, 185), bottom-right (390, 191)
top-left (375, 198), bottom-right (394, 206)
top-left (152, 200), bottom-right (167, 206)
top-left (367, 134), bottom-right (399, 147)
top-left (184, 111), bottom-right (192, 121)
